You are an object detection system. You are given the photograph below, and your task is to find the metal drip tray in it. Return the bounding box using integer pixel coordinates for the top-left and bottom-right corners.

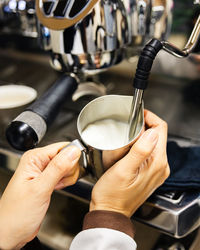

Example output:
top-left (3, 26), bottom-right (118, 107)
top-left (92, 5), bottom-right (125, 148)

top-left (0, 49), bottom-right (200, 239)
top-left (135, 190), bottom-right (200, 238)
top-left (55, 177), bottom-right (200, 238)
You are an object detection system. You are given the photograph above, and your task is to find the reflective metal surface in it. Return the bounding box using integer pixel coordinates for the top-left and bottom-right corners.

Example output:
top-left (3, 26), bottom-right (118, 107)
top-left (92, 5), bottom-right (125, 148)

top-left (35, 0), bottom-right (99, 30)
top-left (162, 14), bottom-right (200, 58)
top-left (74, 95), bottom-right (143, 179)
top-left (128, 88), bottom-right (143, 142)
top-left (0, 0), bottom-right (174, 72)
top-left (72, 81), bottom-right (106, 101)
top-left (38, 0), bottom-right (173, 73)
top-left (126, 0), bottom-right (173, 55)
top-left (135, 190), bottom-right (200, 238)
top-left (39, 0), bottom-right (130, 72)
top-left (0, 0), bottom-right (37, 37)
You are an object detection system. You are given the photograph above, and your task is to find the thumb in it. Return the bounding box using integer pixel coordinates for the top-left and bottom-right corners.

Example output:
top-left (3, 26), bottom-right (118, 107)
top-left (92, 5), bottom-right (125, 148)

top-left (40, 146), bottom-right (81, 192)
top-left (117, 129), bottom-right (158, 174)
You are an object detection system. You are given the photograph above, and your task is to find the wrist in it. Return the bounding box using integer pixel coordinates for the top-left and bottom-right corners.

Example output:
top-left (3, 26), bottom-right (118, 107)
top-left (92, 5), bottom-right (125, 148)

top-left (83, 210), bottom-right (135, 238)
top-left (90, 201), bottom-right (131, 217)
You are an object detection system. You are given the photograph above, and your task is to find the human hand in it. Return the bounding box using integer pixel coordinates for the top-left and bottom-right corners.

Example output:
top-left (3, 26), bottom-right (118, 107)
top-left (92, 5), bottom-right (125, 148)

top-left (190, 54), bottom-right (200, 72)
top-left (0, 142), bottom-right (81, 250)
top-left (90, 110), bottom-right (170, 217)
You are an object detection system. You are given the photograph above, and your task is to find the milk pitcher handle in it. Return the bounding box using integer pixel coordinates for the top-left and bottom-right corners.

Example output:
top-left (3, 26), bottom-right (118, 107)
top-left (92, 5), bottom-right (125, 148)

top-left (63, 139), bottom-right (88, 178)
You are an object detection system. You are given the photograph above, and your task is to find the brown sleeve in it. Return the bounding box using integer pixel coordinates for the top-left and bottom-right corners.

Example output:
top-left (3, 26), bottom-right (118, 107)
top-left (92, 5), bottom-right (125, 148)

top-left (21, 237), bottom-right (44, 250)
top-left (82, 210), bottom-right (135, 238)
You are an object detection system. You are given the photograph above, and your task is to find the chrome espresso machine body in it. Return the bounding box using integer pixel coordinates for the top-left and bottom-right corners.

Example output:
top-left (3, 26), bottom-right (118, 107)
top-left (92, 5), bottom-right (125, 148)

top-left (0, 0), bottom-right (200, 246)
top-left (38, 0), bottom-right (172, 73)
top-left (0, 0), bottom-right (37, 37)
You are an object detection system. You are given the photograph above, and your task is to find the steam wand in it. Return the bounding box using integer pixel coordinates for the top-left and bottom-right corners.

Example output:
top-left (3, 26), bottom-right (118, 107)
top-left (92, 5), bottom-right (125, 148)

top-left (128, 13), bottom-right (200, 141)
top-left (128, 39), bottom-right (163, 141)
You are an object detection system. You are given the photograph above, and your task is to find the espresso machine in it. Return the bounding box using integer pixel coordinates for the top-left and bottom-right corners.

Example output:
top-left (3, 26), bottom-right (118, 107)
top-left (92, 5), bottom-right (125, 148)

top-left (0, 0), bottom-right (200, 249)
top-left (4, 0), bottom-right (173, 150)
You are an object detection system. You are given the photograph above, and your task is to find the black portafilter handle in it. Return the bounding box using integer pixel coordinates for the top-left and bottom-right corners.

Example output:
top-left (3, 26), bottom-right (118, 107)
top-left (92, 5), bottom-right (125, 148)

top-left (6, 74), bottom-right (78, 151)
top-left (133, 38), bottom-right (163, 90)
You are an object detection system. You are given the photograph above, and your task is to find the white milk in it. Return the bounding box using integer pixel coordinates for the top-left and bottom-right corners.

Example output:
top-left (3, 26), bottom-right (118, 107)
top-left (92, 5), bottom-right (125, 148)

top-left (81, 118), bottom-right (128, 149)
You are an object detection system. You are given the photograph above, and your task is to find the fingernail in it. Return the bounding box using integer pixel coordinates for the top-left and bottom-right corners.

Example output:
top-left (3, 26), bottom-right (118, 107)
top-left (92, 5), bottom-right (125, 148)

top-left (65, 146), bottom-right (80, 162)
top-left (142, 129), bottom-right (158, 143)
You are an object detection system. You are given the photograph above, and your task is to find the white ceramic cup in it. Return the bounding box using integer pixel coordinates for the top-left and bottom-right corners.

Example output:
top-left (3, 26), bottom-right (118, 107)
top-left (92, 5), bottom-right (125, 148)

top-left (0, 84), bottom-right (37, 137)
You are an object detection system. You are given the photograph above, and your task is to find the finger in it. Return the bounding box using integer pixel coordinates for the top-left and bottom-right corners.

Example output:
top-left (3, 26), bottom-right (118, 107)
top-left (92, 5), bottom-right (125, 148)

top-left (144, 109), bottom-right (166, 128)
top-left (138, 123), bottom-right (168, 181)
top-left (144, 110), bottom-right (168, 174)
top-left (144, 109), bottom-right (168, 151)
top-left (114, 128), bottom-right (158, 176)
top-left (55, 166), bottom-right (80, 190)
top-left (40, 146), bottom-right (81, 192)
top-left (19, 142), bottom-right (70, 172)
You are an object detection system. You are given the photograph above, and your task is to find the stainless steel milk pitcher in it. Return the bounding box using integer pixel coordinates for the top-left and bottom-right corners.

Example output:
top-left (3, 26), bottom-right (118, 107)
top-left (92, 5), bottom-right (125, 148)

top-left (66, 95), bottom-right (144, 180)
